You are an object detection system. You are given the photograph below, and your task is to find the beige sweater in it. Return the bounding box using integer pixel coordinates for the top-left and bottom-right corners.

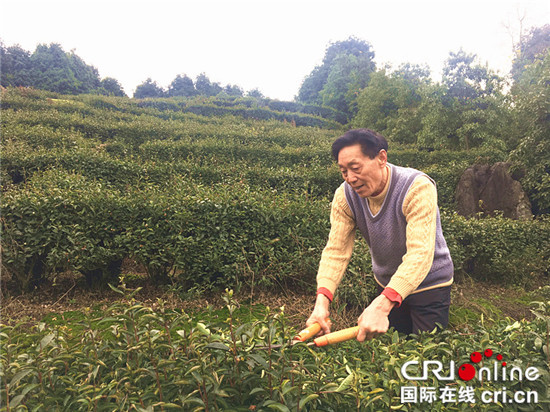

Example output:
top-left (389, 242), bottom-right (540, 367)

top-left (317, 166), bottom-right (452, 300)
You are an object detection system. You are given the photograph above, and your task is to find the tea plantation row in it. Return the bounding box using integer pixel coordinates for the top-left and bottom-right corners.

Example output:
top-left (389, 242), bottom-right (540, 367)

top-left (3, 167), bottom-right (549, 295)
top-left (1, 289), bottom-right (548, 410)
top-left (2, 88), bottom-right (505, 206)
top-left (1, 88), bottom-right (549, 295)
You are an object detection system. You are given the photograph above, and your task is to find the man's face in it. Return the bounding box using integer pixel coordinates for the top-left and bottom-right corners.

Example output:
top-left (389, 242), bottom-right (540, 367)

top-left (337, 144), bottom-right (387, 198)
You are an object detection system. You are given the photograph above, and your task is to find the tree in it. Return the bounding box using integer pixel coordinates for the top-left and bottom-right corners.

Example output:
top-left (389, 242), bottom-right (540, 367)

top-left (297, 37), bottom-right (376, 118)
top-left (1, 41), bottom-right (124, 96)
top-left (511, 24), bottom-right (550, 82)
top-left (352, 64), bottom-right (430, 145)
top-left (29, 43), bottom-right (81, 94)
top-left (509, 51), bottom-right (550, 214)
top-left (99, 77), bottom-right (126, 97)
top-left (168, 74), bottom-right (196, 97)
top-left (133, 78), bottom-right (165, 98)
top-left (68, 50), bottom-right (101, 93)
top-left (443, 49), bottom-right (501, 102)
top-left (297, 65), bottom-right (327, 105)
top-left (0, 43), bottom-right (32, 87)
top-left (352, 69), bottom-right (400, 134)
top-left (319, 52), bottom-right (373, 117)
top-left (246, 88), bottom-right (264, 99)
top-left (223, 84), bottom-right (243, 97)
top-left (195, 73), bottom-right (222, 96)
top-left (417, 50), bottom-right (508, 151)
top-left (21, 43), bottom-right (103, 94)
top-left (392, 63), bottom-right (431, 84)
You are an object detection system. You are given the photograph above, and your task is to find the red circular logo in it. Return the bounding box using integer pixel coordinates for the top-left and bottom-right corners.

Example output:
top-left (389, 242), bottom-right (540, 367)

top-left (470, 352), bottom-right (482, 363)
top-left (458, 363), bottom-right (476, 381)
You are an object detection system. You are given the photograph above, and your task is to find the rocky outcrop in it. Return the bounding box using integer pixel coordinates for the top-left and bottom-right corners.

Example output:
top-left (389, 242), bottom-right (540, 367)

top-left (455, 162), bottom-right (532, 220)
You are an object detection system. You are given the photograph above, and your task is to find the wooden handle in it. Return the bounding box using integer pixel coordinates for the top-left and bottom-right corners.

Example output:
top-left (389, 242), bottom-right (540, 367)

top-left (295, 319), bottom-right (329, 342)
top-left (295, 323), bottom-right (321, 342)
top-left (313, 326), bottom-right (359, 347)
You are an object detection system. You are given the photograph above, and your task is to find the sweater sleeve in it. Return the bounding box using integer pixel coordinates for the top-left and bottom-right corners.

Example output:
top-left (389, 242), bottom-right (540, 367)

top-left (385, 176), bottom-right (438, 299)
top-left (316, 183), bottom-right (356, 296)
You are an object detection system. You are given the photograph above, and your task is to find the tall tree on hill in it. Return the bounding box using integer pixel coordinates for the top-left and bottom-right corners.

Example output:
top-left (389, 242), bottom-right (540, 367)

top-left (0, 43), bottom-right (32, 87)
top-left (195, 73), bottom-right (222, 96)
top-left (511, 24), bottom-right (550, 83)
top-left (417, 50), bottom-right (508, 151)
top-left (1, 41), bottom-right (124, 95)
top-left (28, 43), bottom-right (102, 94)
top-left (223, 84), bottom-right (244, 97)
top-left (29, 43), bottom-right (77, 93)
top-left (67, 50), bottom-right (101, 93)
top-left (134, 78), bottom-right (165, 98)
top-left (297, 37), bottom-right (376, 120)
top-left (352, 63), bottom-right (430, 144)
top-left (246, 88), bottom-right (264, 98)
top-left (99, 77), bottom-right (126, 97)
top-left (168, 74), bottom-right (196, 97)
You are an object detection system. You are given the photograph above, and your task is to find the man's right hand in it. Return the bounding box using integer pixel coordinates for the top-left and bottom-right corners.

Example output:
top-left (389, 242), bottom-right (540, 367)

top-left (305, 293), bottom-right (332, 335)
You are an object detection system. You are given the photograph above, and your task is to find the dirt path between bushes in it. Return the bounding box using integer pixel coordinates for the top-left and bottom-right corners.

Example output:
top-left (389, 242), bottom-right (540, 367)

top-left (1, 273), bottom-right (542, 331)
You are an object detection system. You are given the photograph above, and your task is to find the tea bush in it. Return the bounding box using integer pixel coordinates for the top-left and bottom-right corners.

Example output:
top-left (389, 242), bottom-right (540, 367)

top-left (3, 167), bottom-right (548, 295)
top-left (1, 289), bottom-right (548, 411)
top-left (442, 213), bottom-right (550, 286)
top-left (1, 170), bottom-right (332, 292)
top-left (1, 171), bottom-right (128, 291)
top-left (1, 87), bottom-right (549, 294)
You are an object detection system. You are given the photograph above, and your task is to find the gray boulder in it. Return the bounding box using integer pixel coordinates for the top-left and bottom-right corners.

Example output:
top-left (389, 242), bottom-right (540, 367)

top-left (455, 162), bottom-right (532, 220)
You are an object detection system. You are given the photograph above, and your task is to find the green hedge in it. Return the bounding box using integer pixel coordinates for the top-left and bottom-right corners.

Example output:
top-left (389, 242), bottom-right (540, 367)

top-left (442, 212), bottom-right (550, 286)
top-left (181, 104), bottom-right (342, 129)
top-left (2, 170), bottom-right (548, 293)
top-left (1, 171), bottom-right (331, 292)
top-left (2, 88), bottom-right (549, 295)
top-left (1, 142), bottom-right (504, 211)
top-left (1, 290), bottom-right (548, 410)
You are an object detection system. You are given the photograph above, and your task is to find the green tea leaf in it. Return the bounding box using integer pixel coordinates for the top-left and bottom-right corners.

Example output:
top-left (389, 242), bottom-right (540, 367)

top-left (299, 393), bottom-right (319, 409)
top-left (250, 387), bottom-right (266, 395)
top-left (9, 368), bottom-right (33, 388)
top-left (265, 401), bottom-right (290, 412)
top-left (9, 394), bottom-right (25, 408)
top-left (249, 354), bottom-right (269, 369)
top-left (205, 342), bottom-right (230, 351)
top-left (38, 333), bottom-right (55, 351)
top-left (336, 374), bottom-right (354, 392)
top-left (392, 330), bottom-right (399, 344)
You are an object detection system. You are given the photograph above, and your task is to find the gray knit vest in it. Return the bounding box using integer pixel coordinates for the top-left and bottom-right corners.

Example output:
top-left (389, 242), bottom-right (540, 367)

top-left (344, 163), bottom-right (453, 292)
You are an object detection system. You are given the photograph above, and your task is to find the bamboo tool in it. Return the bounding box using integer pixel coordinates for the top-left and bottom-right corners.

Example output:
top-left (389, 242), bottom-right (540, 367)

top-left (255, 323), bottom-right (359, 350)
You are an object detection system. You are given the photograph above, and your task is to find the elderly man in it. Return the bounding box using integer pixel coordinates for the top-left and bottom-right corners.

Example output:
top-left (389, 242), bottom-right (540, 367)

top-left (307, 129), bottom-right (454, 340)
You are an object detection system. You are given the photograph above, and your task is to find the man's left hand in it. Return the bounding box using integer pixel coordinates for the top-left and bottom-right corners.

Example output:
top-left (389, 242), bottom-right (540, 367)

top-left (356, 294), bottom-right (396, 341)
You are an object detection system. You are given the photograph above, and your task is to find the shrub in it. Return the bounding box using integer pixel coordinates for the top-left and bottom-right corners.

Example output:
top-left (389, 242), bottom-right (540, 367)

top-left (441, 212), bottom-right (550, 286)
top-left (1, 289), bottom-right (548, 410)
top-left (2, 87), bottom-right (548, 295)
top-left (1, 171), bottom-right (127, 291)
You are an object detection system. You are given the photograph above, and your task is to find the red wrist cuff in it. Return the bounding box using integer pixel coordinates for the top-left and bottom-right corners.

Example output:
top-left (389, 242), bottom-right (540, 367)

top-left (381, 287), bottom-right (402, 307)
top-left (316, 287), bottom-right (333, 302)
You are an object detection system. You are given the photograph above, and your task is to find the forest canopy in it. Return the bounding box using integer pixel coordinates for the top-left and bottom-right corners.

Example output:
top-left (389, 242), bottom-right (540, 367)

top-left (0, 42), bottom-right (260, 99)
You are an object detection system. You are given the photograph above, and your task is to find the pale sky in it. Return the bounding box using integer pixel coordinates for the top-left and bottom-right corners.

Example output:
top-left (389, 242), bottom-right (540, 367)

top-left (1, 0), bottom-right (548, 100)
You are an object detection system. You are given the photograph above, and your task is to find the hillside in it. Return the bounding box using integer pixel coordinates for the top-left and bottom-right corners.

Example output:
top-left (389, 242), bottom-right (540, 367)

top-left (2, 87), bottom-right (548, 296)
